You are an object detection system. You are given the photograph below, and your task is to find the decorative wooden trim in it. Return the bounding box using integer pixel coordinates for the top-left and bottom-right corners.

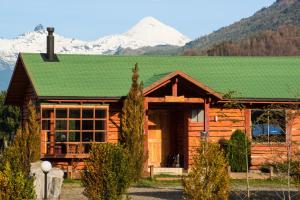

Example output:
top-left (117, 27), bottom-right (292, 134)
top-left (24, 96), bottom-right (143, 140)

top-left (145, 97), bottom-right (204, 103)
top-left (43, 99), bottom-right (120, 103)
top-left (219, 100), bottom-right (300, 104)
top-left (143, 70), bottom-right (222, 99)
top-left (105, 106), bottom-right (109, 142)
top-left (204, 98), bottom-right (210, 133)
top-left (172, 78), bottom-right (178, 97)
top-left (41, 104), bottom-right (108, 108)
top-left (244, 109), bottom-right (251, 137)
top-left (165, 96), bottom-right (185, 102)
top-left (49, 111), bottom-right (55, 155)
top-left (41, 130), bottom-right (46, 155)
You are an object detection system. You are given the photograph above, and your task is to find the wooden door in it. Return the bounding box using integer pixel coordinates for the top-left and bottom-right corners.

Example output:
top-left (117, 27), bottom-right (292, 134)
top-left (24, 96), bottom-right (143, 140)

top-left (148, 110), bottom-right (171, 167)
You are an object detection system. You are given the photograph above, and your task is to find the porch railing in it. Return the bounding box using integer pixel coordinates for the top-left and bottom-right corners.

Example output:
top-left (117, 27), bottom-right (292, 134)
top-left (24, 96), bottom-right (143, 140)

top-left (45, 142), bottom-right (103, 156)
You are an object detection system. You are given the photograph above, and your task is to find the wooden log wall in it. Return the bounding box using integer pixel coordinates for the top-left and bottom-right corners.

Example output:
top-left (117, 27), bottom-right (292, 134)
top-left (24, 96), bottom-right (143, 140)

top-left (208, 108), bottom-right (246, 142)
top-left (107, 108), bottom-right (121, 144)
top-left (186, 107), bottom-right (300, 169)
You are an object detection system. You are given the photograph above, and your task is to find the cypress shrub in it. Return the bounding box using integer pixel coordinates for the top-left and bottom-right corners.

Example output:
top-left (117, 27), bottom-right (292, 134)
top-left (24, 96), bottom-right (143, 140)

top-left (0, 128), bottom-right (36, 200)
top-left (81, 143), bottom-right (131, 200)
top-left (183, 142), bottom-right (230, 200)
top-left (120, 64), bottom-right (145, 182)
top-left (227, 129), bottom-right (251, 172)
top-left (0, 101), bottom-right (44, 199)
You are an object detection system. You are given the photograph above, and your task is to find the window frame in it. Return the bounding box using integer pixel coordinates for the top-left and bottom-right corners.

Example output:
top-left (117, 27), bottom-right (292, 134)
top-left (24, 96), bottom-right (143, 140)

top-left (251, 109), bottom-right (287, 143)
top-left (41, 105), bottom-right (109, 154)
top-left (190, 109), bottom-right (204, 123)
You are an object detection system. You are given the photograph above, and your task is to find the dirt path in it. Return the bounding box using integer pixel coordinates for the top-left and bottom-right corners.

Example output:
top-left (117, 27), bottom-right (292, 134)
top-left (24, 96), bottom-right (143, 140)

top-left (60, 185), bottom-right (298, 200)
top-left (60, 185), bottom-right (182, 200)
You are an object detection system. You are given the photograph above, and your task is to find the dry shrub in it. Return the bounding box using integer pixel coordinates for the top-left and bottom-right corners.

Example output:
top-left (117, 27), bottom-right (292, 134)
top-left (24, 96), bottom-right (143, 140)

top-left (183, 142), bottom-right (230, 200)
top-left (81, 143), bottom-right (131, 200)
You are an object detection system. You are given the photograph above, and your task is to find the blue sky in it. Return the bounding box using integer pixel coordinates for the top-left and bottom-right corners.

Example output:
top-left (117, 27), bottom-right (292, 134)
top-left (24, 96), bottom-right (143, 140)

top-left (1, 0), bottom-right (275, 40)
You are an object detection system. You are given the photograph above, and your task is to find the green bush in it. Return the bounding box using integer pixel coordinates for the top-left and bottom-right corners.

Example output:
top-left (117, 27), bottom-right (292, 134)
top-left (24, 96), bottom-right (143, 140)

top-left (182, 142), bottom-right (230, 200)
top-left (227, 129), bottom-right (251, 172)
top-left (0, 140), bottom-right (35, 200)
top-left (81, 143), bottom-right (131, 200)
top-left (0, 100), bottom-right (39, 199)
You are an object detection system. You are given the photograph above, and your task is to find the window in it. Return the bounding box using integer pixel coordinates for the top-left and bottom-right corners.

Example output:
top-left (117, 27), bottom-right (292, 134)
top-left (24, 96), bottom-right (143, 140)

top-left (41, 106), bottom-right (108, 154)
top-left (191, 109), bottom-right (204, 122)
top-left (251, 110), bottom-right (286, 142)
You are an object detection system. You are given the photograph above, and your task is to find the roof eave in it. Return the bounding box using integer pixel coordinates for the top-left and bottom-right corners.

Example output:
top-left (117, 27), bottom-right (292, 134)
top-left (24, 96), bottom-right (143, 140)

top-left (39, 96), bottom-right (123, 100)
top-left (221, 97), bottom-right (300, 103)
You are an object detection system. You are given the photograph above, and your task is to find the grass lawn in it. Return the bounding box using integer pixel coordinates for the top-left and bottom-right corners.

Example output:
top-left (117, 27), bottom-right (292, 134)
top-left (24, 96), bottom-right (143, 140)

top-left (63, 178), bottom-right (81, 186)
top-left (63, 176), bottom-right (298, 189)
top-left (231, 178), bottom-right (297, 188)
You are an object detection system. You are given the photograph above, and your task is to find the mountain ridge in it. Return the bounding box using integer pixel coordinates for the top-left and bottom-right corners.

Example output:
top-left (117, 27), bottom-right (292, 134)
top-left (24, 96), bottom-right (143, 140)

top-left (0, 16), bottom-right (190, 71)
top-left (183, 0), bottom-right (300, 51)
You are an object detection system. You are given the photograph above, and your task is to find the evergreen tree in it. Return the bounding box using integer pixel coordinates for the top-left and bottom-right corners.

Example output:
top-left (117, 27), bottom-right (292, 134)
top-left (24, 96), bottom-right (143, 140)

top-left (227, 129), bottom-right (251, 172)
top-left (0, 91), bottom-right (20, 147)
top-left (0, 127), bottom-right (36, 199)
top-left (24, 100), bottom-right (41, 162)
top-left (120, 63), bottom-right (145, 181)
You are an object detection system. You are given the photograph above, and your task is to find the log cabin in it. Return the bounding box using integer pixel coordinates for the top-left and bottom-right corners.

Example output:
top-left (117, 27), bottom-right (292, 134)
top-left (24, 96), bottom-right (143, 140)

top-left (5, 28), bottom-right (300, 176)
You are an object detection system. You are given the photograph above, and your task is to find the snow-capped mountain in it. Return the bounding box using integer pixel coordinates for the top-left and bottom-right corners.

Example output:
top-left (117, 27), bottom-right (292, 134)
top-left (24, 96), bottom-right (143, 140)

top-left (0, 16), bottom-right (190, 72)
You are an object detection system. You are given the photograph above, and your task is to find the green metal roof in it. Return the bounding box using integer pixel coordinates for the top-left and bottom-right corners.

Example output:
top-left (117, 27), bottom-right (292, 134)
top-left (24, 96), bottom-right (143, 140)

top-left (20, 53), bottom-right (300, 99)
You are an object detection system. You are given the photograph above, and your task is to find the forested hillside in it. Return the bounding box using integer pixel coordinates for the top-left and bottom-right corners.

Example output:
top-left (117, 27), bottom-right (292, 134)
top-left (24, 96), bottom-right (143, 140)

top-left (183, 0), bottom-right (300, 52)
top-left (203, 25), bottom-right (300, 56)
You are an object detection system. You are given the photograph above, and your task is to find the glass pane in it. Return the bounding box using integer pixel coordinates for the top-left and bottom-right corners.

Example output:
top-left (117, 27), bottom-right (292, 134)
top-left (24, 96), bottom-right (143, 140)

top-left (83, 109), bottom-right (93, 118)
top-left (82, 120), bottom-right (94, 130)
top-left (95, 109), bottom-right (106, 118)
top-left (191, 109), bottom-right (203, 122)
top-left (47, 131), bottom-right (51, 142)
top-left (42, 109), bottom-right (53, 118)
top-left (197, 110), bottom-right (204, 122)
top-left (95, 132), bottom-right (105, 142)
top-left (191, 109), bottom-right (198, 122)
top-left (69, 109), bottom-right (80, 118)
top-left (55, 144), bottom-right (67, 154)
top-left (56, 120), bottom-right (67, 130)
top-left (69, 120), bottom-right (80, 130)
top-left (69, 132), bottom-right (80, 142)
top-left (56, 109), bottom-right (67, 118)
top-left (82, 132), bottom-right (93, 142)
top-left (42, 120), bottom-right (50, 130)
top-left (55, 132), bottom-right (67, 142)
top-left (251, 110), bottom-right (286, 142)
top-left (95, 120), bottom-right (105, 130)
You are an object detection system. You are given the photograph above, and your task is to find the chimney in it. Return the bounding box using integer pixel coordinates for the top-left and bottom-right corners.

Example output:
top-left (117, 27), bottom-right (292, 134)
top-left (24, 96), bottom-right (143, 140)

top-left (46, 27), bottom-right (55, 61)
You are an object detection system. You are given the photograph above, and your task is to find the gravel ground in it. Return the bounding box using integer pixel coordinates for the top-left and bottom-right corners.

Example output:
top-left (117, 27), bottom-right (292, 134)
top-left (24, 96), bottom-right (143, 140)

top-left (60, 185), bottom-right (298, 200)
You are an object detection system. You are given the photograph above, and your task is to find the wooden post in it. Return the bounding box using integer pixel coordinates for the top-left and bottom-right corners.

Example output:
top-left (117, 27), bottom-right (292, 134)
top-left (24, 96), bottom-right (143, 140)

top-left (244, 109), bottom-right (251, 136)
top-left (143, 99), bottom-right (149, 173)
top-left (49, 111), bottom-right (55, 155)
top-left (270, 166), bottom-right (274, 179)
top-left (204, 98), bottom-right (210, 136)
top-left (172, 78), bottom-right (178, 97)
top-left (40, 130), bottom-right (46, 156)
top-left (67, 165), bottom-right (73, 179)
top-left (228, 166), bottom-right (231, 177)
top-left (149, 165), bottom-right (154, 179)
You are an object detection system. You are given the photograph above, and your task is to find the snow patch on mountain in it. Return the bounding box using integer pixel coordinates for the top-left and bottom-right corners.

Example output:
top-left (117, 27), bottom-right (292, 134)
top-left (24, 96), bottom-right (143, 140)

top-left (0, 16), bottom-right (190, 72)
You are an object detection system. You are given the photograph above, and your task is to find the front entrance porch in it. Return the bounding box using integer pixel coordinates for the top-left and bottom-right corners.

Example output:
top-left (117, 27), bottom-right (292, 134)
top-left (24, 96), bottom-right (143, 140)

top-left (148, 109), bottom-right (185, 168)
top-left (143, 71), bottom-right (218, 171)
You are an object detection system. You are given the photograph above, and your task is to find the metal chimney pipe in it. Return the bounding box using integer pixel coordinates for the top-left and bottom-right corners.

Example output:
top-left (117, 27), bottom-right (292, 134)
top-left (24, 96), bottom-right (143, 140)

top-left (47, 27), bottom-right (55, 61)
